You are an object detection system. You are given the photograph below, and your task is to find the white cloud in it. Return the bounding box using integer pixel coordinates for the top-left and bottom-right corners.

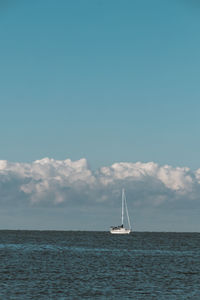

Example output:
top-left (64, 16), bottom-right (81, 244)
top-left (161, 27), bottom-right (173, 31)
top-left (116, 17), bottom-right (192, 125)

top-left (0, 158), bottom-right (200, 208)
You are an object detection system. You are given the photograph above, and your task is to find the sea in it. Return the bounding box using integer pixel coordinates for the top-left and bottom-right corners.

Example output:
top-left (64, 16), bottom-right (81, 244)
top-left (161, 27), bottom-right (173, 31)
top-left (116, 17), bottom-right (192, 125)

top-left (0, 231), bottom-right (199, 299)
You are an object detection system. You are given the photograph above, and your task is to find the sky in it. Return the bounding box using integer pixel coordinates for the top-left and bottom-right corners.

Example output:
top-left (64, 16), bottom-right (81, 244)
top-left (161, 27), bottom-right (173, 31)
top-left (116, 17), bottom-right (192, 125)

top-left (1, 0), bottom-right (200, 231)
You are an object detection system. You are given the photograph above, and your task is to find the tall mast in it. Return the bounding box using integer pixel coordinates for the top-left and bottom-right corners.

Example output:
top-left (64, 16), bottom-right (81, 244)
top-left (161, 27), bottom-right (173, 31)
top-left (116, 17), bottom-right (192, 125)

top-left (121, 188), bottom-right (124, 226)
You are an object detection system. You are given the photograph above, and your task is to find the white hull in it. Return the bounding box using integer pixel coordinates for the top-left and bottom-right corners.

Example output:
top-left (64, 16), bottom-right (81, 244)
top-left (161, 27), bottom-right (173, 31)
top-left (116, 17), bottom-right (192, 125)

top-left (110, 228), bottom-right (131, 234)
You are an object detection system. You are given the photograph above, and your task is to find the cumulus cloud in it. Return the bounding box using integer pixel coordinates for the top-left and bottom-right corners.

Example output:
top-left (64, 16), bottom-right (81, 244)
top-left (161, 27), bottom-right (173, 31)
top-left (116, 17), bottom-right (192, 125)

top-left (0, 157), bottom-right (200, 208)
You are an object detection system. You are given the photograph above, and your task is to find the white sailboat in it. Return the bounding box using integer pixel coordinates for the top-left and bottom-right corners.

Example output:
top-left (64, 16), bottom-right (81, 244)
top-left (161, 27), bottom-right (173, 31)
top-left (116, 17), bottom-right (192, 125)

top-left (110, 188), bottom-right (131, 234)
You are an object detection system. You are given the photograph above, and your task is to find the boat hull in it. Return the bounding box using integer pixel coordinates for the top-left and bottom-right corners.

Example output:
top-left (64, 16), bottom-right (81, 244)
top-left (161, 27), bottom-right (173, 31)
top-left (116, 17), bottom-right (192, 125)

top-left (110, 228), bottom-right (131, 234)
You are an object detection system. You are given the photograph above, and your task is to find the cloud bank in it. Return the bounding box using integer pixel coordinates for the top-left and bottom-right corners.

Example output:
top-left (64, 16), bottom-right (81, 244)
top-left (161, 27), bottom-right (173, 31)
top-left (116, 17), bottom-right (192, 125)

top-left (0, 157), bottom-right (200, 209)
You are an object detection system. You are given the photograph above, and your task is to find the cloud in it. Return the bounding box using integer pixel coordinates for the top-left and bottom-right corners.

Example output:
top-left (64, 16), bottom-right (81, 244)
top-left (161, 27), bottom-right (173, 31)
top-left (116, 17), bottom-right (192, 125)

top-left (0, 157), bottom-right (200, 208)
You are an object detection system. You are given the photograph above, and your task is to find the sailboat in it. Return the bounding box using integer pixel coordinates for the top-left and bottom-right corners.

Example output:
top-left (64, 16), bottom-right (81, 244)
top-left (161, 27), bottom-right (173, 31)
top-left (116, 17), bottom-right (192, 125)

top-left (110, 188), bottom-right (131, 234)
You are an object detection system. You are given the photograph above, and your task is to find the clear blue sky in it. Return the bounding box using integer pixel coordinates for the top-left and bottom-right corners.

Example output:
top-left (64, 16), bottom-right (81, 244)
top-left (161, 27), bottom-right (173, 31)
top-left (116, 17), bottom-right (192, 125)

top-left (1, 0), bottom-right (200, 169)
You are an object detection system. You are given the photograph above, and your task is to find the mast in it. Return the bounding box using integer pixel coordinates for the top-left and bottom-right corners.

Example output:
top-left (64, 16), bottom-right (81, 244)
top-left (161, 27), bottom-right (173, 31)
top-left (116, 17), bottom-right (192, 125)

top-left (121, 188), bottom-right (125, 226)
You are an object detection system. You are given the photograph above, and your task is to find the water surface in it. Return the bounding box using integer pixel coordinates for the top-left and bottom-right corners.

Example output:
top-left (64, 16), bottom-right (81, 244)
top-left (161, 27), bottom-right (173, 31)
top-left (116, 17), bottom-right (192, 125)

top-left (0, 231), bottom-right (199, 299)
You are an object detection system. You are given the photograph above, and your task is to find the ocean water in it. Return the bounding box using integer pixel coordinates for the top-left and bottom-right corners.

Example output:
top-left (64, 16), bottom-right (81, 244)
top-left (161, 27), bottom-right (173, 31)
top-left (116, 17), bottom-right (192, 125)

top-left (0, 231), bottom-right (199, 299)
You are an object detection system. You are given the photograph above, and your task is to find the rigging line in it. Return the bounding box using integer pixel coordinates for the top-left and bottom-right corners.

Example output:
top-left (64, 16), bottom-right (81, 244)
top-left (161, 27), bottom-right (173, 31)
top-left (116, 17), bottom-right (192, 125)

top-left (124, 193), bottom-right (131, 229)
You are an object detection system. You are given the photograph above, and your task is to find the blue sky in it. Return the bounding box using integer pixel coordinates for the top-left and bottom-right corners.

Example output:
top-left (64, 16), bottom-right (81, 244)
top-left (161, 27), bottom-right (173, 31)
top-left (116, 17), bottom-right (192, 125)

top-left (1, 0), bottom-right (200, 169)
top-left (1, 1), bottom-right (200, 230)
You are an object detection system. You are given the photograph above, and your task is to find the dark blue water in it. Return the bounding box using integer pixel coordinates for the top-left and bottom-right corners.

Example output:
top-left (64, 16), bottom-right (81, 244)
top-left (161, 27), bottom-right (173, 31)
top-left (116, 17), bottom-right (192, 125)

top-left (0, 231), bottom-right (199, 299)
